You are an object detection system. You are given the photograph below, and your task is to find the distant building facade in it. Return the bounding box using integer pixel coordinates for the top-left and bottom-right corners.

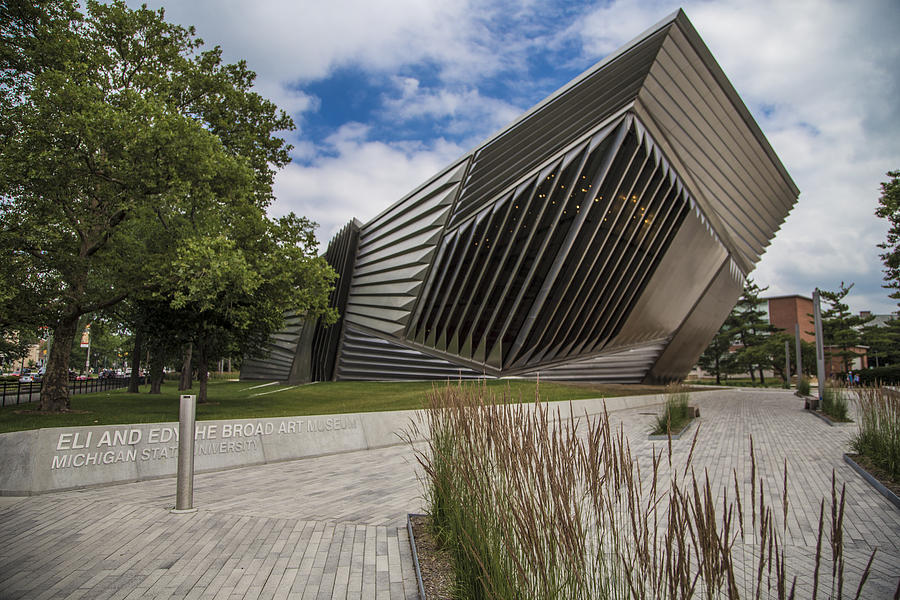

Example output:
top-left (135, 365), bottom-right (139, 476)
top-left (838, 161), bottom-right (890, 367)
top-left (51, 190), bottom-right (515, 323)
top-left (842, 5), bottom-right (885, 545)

top-left (764, 295), bottom-right (872, 374)
top-left (243, 10), bottom-right (799, 384)
top-left (766, 295), bottom-right (815, 343)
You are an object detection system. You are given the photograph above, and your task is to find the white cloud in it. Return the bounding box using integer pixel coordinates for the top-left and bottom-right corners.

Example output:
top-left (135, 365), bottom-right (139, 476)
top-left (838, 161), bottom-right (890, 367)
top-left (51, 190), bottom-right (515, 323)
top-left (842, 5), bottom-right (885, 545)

top-left (271, 123), bottom-right (464, 245)
top-left (138, 0), bottom-right (510, 90)
top-left (382, 77), bottom-right (523, 140)
top-left (571, 0), bottom-right (900, 313)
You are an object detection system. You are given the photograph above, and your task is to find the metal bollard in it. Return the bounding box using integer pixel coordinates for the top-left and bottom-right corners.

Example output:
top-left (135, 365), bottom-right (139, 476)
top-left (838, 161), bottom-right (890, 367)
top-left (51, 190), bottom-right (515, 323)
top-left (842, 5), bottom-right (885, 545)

top-left (172, 394), bottom-right (198, 513)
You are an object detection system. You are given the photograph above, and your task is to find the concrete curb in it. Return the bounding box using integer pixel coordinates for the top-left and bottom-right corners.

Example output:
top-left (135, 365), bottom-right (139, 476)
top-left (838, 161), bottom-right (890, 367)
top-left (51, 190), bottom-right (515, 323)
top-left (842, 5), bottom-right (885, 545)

top-left (407, 514), bottom-right (427, 600)
top-left (843, 454), bottom-right (900, 510)
top-left (806, 409), bottom-right (854, 427)
top-left (0, 393), bottom-right (668, 495)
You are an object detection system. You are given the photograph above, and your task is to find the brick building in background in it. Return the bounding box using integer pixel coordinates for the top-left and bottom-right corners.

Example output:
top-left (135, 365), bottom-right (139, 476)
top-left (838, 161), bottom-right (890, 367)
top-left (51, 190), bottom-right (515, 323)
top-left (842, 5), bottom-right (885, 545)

top-left (766, 295), bottom-right (815, 343)
top-left (764, 294), bottom-right (868, 375)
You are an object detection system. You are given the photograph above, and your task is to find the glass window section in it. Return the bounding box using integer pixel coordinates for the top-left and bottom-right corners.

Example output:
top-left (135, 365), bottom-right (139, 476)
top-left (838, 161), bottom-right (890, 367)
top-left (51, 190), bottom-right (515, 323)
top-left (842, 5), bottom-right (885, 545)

top-left (500, 154), bottom-right (585, 365)
top-left (478, 180), bottom-right (544, 359)
top-left (516, 139), bottom-right (616, 361)
top-left (444, 209), bottom-right (499, 349)
top-left (481, 164), bottom-right (561, 359)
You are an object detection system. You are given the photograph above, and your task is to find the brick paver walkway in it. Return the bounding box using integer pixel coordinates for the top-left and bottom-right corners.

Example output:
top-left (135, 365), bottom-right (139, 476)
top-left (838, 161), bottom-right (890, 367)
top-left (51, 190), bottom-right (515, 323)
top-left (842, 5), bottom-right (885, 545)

top-left (1, 389), bottom-right (898, 598)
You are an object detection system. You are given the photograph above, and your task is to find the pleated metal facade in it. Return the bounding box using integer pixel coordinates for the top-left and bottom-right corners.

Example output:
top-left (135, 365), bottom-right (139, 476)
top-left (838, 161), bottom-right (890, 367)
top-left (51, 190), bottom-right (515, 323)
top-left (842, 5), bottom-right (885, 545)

top-left (242, 9), bottom-right (799, 384)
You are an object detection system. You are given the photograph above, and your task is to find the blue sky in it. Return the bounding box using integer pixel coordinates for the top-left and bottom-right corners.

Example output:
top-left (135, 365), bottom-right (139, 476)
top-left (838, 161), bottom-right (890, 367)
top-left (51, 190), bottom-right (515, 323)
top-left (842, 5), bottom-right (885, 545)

top-left (133, 0), bottom-right (900, 314)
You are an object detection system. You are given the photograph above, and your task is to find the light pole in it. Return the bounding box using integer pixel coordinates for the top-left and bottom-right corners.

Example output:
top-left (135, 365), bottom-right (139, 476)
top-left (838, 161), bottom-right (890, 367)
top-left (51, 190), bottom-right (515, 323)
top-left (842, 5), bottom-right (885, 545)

top-left (813, 289), bottom-right (826, 403)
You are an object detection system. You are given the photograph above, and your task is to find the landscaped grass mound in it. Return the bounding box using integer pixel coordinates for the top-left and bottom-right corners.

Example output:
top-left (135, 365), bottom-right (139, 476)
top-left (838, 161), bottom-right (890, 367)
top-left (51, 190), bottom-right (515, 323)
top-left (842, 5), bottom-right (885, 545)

top-left (0, 379), bottom-right (666, 434)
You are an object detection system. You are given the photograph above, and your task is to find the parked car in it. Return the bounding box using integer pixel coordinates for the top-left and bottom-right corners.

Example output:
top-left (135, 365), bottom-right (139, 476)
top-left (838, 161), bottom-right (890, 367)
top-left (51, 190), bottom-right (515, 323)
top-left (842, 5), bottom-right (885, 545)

top-left (19, 374), bottom-right (34, 383)
top-left (75, 374), bottom-right (88, 381)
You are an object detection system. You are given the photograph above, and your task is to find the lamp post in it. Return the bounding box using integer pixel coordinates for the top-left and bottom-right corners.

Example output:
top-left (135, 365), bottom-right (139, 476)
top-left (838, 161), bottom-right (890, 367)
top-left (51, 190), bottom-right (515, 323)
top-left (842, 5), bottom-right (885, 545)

top-left (813, 289), bottom-right (826, 403)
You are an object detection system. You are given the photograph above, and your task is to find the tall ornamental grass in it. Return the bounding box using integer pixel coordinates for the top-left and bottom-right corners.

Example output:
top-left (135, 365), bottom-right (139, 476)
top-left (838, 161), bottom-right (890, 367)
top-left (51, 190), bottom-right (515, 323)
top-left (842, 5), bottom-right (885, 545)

top-left (821, 383), bottom-right (850, 422)
top-left (852, 386), bottom-right (900, 482)
top-left (411, 383), bottom-right (872, 599)
top-left (652, 383), bottom-right (693, 435)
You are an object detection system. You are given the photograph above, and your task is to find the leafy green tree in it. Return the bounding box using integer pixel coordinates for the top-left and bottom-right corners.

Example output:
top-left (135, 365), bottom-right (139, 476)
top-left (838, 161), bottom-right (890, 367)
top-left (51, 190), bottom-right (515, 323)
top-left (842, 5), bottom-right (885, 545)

top-left (152, 215), bottom-right (337, 403)
top-left (875, 170), bottom-right (900, 302)
top-left (820, 282), bottom-right (873, 373)
top-left (1, 1), bottom-right (302, 410)
top-left (0, 245), bottom-right (57, 364)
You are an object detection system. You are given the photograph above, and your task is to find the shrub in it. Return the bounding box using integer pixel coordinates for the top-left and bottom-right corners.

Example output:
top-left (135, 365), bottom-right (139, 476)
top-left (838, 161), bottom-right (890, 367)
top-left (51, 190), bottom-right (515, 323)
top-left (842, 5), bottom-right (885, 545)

top-left (852, 386), bottom-right (900, 483)
top-left (411, 383), bottom-right (869, 599)
top-left (855, 365), bottom-right (900, 386)
top-left (798, 377), bottom-right (811, 396)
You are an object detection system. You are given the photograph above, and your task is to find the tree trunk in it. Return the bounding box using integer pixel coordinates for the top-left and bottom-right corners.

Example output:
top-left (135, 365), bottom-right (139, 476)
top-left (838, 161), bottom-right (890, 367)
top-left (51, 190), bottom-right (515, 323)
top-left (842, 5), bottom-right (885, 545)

top-left (39, 316), bottom-right (78, 411)
top-left (127, 327), bottom-right (144, 393)
top-left (197, 339), bottom-right (208, 404)
top-left (179, 342), bottom-right (192, 390)
top-left (714, 353), bottom-right (721, 385)
top-left (758, 366), bottom-right (765, 385)
top-left (149, 351), bottom-right (165, 394)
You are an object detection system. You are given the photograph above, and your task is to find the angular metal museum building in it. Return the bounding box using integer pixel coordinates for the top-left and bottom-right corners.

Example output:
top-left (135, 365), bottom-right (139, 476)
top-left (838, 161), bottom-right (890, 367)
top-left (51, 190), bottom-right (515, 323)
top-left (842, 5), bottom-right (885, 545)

top-left (242, 10), bottom-right (799, 384)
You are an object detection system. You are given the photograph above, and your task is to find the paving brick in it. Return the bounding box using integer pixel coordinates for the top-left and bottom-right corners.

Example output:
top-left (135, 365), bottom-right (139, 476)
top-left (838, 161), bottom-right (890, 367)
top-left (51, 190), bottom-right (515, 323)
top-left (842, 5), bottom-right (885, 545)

top-left (1, 389), bottom-right (898, 598)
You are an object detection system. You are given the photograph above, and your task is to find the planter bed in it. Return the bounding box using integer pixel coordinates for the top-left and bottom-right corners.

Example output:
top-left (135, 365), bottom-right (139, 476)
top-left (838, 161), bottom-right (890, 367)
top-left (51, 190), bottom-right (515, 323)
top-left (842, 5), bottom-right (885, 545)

top-left (843, 454), bottom-right (900, 510)
top-left (806, 408), bottom-right (854, 427)
top-left (649, 409), bottom-right (700, 441)
top-left (407, 513), bottom-right (454, 600)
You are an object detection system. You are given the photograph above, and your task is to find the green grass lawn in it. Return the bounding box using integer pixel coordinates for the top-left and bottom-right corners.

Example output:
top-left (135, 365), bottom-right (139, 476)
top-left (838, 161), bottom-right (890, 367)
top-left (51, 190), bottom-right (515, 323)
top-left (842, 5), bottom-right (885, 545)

top-left (0, 379), bottom-right (668, 434)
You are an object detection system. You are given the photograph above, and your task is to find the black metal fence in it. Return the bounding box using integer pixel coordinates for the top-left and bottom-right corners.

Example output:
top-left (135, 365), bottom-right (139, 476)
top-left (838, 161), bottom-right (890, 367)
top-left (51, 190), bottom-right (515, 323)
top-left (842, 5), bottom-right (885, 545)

top-left (0, 375), bottom-right (143, 407)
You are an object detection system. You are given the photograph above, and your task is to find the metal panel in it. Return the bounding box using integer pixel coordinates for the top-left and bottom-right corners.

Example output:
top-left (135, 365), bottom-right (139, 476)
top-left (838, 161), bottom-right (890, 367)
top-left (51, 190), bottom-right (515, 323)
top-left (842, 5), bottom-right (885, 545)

top-left (644, 257), bottom-right (744, 383)
top-left (310, 220), bottom-right (363, 382)
top-left (523, 340), bottom-right (668, 383)
top-left (408, 115), bottom-right (702, 375)
top-left (633, 21), bottom-right (798, 272)
top-left (450, 27), bottom-right (670, 225)
top-left (336, 326), bottom-right (483, 381)
top-left (609, 205), bottom-right (727, 348)
top-left (240, 313), bottom-right (309, 381)
top-left (342, 161), bottom-right (467, 337)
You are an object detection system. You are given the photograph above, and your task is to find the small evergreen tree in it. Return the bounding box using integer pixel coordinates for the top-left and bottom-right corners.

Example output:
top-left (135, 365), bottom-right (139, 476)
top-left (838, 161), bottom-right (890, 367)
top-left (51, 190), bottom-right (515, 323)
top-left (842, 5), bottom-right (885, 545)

top-left (860, 318), bottom-right (900, 367)
top-left (732, 280), bottom-right (772, 383)
top-left (697, 320), bottom-right (738, 384)
top-left (820, 282), bottom-right (873, 372)
top-left (875, 170), bottom-right (900, 301)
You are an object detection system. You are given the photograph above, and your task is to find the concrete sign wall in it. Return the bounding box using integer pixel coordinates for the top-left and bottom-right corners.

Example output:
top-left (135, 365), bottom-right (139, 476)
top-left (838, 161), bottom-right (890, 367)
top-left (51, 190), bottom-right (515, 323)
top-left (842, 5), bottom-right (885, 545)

top-left (0, 395), bottom-right (665, 495)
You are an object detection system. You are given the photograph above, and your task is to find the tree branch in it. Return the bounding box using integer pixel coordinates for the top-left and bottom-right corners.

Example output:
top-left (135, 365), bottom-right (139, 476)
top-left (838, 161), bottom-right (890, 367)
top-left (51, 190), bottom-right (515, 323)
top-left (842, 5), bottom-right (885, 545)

top-left (81, 208), bottom-right (127, 258)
